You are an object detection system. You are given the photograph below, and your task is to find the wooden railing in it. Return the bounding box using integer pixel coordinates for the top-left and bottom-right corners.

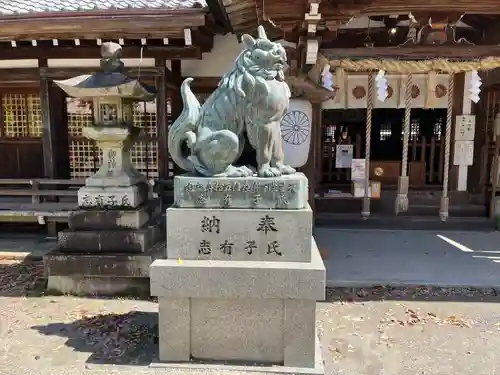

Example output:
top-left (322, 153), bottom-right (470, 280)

top-left (0, 178), bottom-right (175, 236)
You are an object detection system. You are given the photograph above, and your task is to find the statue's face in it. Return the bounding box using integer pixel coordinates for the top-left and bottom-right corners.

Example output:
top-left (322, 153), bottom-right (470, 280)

top-left (242, 34), bottom-right (288, 82)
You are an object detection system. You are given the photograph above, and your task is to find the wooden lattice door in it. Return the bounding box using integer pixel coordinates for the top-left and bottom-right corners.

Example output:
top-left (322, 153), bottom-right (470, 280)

top-left (67, 98), bottom-right (159, 179)
top-left (0, 91), bottom-right (44, 178)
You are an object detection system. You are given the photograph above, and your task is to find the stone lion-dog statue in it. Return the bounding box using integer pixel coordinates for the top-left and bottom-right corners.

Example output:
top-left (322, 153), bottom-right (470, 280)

top-left (168, 25), bottom-right (296, 178)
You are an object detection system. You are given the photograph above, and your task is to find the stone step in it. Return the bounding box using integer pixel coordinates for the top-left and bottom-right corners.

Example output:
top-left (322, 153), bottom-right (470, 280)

top-left (166, 206), bottom-right (313, 262)
top-left (58, 224), bottom-right (159, 253)
top-left (68, 205), bottom-right (152, 230)
top-left (44, 242), bottom-right (165, 297)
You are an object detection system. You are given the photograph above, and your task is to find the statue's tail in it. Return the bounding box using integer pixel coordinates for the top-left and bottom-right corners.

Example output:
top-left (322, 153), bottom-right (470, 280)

top-left (167, 78), bottom-right (201, 173)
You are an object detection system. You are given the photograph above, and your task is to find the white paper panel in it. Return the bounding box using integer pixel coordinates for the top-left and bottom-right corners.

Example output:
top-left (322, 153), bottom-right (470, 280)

top-left (399, 74), bottom-right (425, 108)
top-left (374, 75), bottom-right (400, 108)
top-left (281, 99), bottom-right (312, 168)
top-left (347, 76), bottom-right (368, 109)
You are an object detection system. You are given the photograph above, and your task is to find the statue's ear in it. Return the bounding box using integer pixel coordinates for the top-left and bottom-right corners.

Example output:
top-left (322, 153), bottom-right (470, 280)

top-left (241, 33), bottom-right (256, 49)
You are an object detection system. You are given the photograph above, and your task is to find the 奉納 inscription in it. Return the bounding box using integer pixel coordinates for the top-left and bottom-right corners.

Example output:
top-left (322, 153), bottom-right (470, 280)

top-left (257, 215), bottom-right (278, 234)
top-left (199, 240), bottom-right (212, 255)
top-left (201, 215), bottom-right (220, 234)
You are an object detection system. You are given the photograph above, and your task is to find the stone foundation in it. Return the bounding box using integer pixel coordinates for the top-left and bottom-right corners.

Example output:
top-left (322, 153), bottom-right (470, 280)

top-left (44, 200), bottom-right (164, 296)
top-left (151, 186), bottom-right (325, 374)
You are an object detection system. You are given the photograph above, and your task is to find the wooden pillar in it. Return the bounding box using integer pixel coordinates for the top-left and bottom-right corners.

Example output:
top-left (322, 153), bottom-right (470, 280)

top-left (362, 72), bottom-right (374, 219)
top-left (39, 60), bottom-right (69, 178)
top-left (450, 73), bottom-right (466, 191)
top-left (170, 60), bottom-right (184, 176)
top-left (439, 73), bottom-right (455, 221)
top-left (155, 57), bottom-right (168, 179)
top-left (395, 73), bottom-right (413, 214)
top-left (303, 102), bottom-right (322, 215)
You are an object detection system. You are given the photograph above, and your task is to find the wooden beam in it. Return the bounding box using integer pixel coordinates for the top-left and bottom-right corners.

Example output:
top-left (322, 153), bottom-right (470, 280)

top-left (359, 0), bottom-right (500, 15)
top-left (0, 45), bottom-right (202, 60)
top-left (322, 45), bottom-right (500, 60)
top-left (165, 65), bottom-right (183, 89)
top-left (206, 0), bottom-right (233, 31)
top-left (319, 27), bottom-right (481, 49)
top-left (0, 10), bottom-right (207, 41)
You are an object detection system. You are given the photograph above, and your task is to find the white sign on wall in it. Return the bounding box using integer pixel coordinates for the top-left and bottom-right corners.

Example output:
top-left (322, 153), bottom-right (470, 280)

top-left (351, 158), bottom-right (366, 181)
top-left (453, 140), bottom-right (474, 166)
top-left (455, 115), bottom-right (476, 141)
top-left (335, 145), bottom-right (353, 168)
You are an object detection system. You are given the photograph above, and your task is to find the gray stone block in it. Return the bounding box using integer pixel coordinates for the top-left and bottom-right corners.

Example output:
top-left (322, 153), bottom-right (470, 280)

top-left (190, 298), bottom-right (284, 363)
top-left (68, 205), bottom-right (150, 230)
top-left (46, 276), bottom-right (151, 297)
top-left (173, 173), bottom-right (308, 209)
top-left (150, 239), bottom-right (325, 301)
top-left (166, 206), bottom-right (312, 262)
top-left (158, 297), bottom-right (191, 362)
top-left (156, 296), bottom-right (319, 368)
top-left (58, 225), bottom-right (157, 253)
top-left (44, 242), bottom-right (165, 278)
top-left (284, 300), bottom-right (316, 368)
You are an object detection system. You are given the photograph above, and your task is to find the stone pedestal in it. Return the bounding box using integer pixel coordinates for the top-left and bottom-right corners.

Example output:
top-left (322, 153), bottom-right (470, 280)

top-left (44, 125), bottom-right (163, 297)
top-left (150, 174), bottom-right (326, 374)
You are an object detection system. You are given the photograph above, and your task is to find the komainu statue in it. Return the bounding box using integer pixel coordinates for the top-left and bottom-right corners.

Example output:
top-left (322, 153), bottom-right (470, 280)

top-left (168, 25), bottom-right (296, 178)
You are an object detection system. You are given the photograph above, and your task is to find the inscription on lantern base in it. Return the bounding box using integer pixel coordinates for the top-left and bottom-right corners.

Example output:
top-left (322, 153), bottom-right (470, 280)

top-left (173, 173), bottom-right (308, 209)
top-left (77, 183), bottom-right (149, 209)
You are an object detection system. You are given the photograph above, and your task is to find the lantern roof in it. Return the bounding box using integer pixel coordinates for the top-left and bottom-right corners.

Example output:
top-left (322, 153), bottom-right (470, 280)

top-left (54, 41), bottom-right (156, 101)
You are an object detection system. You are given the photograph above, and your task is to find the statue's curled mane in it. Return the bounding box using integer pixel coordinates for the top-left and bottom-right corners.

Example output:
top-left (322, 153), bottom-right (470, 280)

top-left (217, 49), bottom-right (270, 99)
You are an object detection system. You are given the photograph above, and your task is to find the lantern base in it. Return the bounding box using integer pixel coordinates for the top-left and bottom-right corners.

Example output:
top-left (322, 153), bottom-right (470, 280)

top-left (77, 182), bottom-right (150, 209)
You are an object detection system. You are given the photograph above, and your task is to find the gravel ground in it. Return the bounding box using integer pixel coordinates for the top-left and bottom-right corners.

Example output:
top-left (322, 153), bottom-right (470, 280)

top-left (1, 260), bottom-right (500, 375)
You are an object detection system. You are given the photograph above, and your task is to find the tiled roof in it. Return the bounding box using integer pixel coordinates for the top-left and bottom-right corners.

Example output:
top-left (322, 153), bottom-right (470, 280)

top-left (0, 0), bottom-right (206, 15)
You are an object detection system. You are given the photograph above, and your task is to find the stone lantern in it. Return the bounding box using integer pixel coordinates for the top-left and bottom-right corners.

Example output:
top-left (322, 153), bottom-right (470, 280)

top-left (54, 42), bottom-right (156, 209)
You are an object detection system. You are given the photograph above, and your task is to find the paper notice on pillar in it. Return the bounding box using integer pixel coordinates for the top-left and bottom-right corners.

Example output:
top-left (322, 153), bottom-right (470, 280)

top-left (335, 144), bottom-right (353, 168)
top-left (351, 158), bottom-right (366, 181)
top-left (453, 141), bottom-right (474, 166)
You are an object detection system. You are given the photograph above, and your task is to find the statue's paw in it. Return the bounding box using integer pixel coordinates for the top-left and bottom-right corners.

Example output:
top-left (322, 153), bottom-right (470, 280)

top-left (258, 166), bottom-right (282, 177)
top-left (224, 165), bottom-right (249, 177)
top-left (276, 163), bottom-right (296, 175)
top-left (239, 166), bottom-right (254, 177)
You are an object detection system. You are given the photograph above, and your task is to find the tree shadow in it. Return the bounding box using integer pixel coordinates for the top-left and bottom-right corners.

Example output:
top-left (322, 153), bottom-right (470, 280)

top-left (325, 285), bottom-right (500, 303)
top-left (0, 259), bottom-right (46, 297)
top-left (31, 310), bottom-right (158, 366)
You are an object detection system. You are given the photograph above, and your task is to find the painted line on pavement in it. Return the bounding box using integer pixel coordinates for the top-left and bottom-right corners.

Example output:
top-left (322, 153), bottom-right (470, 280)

top-left (436, 234), bottom-right (474, 252)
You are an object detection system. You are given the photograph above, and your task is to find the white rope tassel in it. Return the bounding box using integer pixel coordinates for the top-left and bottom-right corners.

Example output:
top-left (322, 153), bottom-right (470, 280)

top-left (440, 73), bottom-right (454, 221)
top-left (362, 72), bottom-right (374, 219)
top-left (395, 72), bottom-right (412, 214)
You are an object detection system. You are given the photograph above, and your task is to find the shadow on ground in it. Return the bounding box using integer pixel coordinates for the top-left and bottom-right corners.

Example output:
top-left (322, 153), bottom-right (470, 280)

top-left (31, 311), bottom-right (158, 366)
top-left (326, 286), bottom-right (500, 303)
top-left (0, 260), bottom-right (46, 297)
